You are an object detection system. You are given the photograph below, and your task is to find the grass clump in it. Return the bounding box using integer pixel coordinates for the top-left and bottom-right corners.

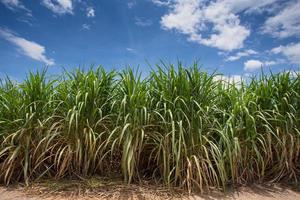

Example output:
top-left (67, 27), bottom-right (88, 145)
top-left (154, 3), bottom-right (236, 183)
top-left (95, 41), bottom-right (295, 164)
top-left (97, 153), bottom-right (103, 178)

top-left (0, 63), bottom-right (299, 193)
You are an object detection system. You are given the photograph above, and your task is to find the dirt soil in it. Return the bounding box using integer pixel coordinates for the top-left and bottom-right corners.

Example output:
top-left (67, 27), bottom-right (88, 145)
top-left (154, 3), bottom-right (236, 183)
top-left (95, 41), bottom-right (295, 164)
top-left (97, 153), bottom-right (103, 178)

top-left (0, 181), bottom-right (300, 200)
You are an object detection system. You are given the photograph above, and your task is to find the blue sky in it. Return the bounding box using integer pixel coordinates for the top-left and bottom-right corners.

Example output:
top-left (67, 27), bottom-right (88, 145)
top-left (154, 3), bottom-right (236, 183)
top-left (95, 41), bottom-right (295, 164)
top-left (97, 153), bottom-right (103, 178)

top-left (0, 0), bottom-right (299, 80)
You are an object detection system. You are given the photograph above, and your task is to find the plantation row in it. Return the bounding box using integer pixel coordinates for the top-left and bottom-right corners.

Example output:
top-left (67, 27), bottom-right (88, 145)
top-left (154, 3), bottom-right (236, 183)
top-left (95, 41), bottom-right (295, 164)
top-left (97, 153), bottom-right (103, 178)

top-left (0, 64), bottom-right (299, 192)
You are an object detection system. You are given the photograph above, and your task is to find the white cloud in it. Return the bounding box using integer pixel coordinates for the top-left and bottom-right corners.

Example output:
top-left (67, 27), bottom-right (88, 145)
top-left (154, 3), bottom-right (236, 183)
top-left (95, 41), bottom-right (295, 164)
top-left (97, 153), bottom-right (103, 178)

top-left (244, 59), bottom-right (278, 71)
top-left (262, 0), bottom-right (300, 38)
top-left (271, 42), bottom-right (300, 64)
top-left (226, 49), bottom-right (258, 61)
top-left (127, 0), bottom-right (136, 9)
top-left (287, 70), bottom-right (300, 78)
top-left (214, 74), bottom-right (242, 83)
top-left (1, 0), bottom-right (32, 14)
top-left (152, 0), bottom-right (171, 6)
top-left (0, 28), bottom-right (54, 65)
top-left (157, 0), bottom-right (277, 51)
top-left (135, 17), bottom-right (152, 27)
top-left (160, 0), bottom-right (205, 42)
top-left (86, 7), bottom-right (95, 18)
top-left (1, 0), bottom-right (24, 10)
top-left (221, 0), bottom-right (279, 13)
top-left (214, 75), bottom-right (243, 88)
top-left (126, 48), bottom-right (136, 53)
top-left (244, 60), bottom-right (263, 71)
top-left (42, 0), bottom-right (73, 15)
top-left (82, 24), bottom-right (90, 30)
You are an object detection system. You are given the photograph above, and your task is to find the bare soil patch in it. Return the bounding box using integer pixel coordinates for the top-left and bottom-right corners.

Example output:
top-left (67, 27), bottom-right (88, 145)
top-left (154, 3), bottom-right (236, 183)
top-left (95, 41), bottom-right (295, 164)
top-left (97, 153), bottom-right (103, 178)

top-left (0, 179), bottom-right (300, 200)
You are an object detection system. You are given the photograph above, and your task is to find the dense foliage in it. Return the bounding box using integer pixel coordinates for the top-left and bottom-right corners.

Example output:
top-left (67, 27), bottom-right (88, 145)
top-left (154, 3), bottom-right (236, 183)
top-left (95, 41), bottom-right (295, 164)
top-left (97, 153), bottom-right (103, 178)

top-left (0, 64), bottom-right (299, 192)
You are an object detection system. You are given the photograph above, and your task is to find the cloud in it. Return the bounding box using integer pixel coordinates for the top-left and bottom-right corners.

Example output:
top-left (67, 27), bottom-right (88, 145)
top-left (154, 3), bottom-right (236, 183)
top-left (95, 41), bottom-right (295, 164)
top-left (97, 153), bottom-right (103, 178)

top-left (135, 17), bottom-right (152, 27)
top-left (264, 61), bottom-right (277, 66)
top-left (127, 0), bottom-right (136, 9)
top-left (157, 0), bottom-right (277, 51)
top-left (220, 0), bottom-right (279, 13)
top-left (214, 75), bottom-right (244, 88)
top-left (82, 24), bottom-right (90, 30)
top-left (126, 48), bottom-right (137, 53)
top-left (1, 0), bottom-right (32, 15)
top-left (214, 74), bottom-right (242, 83)
top-left (0, 28), bottom-right (54, 65)
top-left (244, 59), bottom-right (278, 71)
top-left (244, 60), bottom-right (263, 71)
top-left (42, 0), bottom-right (73, 15)
top-left (1, 0), bottom-right (25, 10)
top-left (86, 7), bottom-right (95, 18)
top-left (152, 0), bottom-right (171, 6)
top-left (226, 49), bottom-right (258, 61)
top-left (287, 70), bottom-right (300, 78)
top-left (271, 42), bottom-right (300, 64)
top-left (1, 0), bottom-right (33, 26)
top-left (262, 0), bottom-right (300, 38)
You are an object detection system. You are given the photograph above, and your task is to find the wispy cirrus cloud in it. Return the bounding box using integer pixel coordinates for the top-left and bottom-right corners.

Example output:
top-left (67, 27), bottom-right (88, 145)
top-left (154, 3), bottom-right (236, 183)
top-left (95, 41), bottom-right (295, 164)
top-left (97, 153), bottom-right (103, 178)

top-left (151, 0), bottom-right (171, 6)
top-left (0, 28), bottom-right (54, 66)
top-left (1, 0), bottom-right (29, 11)
top-left (0, 0), bottom-right (32, 15)
top-left (126, 47), bottom-right (137, 53)
top-left (135, 17), bottom-right (152, 27)
top-left (42, 0), bottom-right (73, 15)
top-left (82, 23), bottom-right (90, 30)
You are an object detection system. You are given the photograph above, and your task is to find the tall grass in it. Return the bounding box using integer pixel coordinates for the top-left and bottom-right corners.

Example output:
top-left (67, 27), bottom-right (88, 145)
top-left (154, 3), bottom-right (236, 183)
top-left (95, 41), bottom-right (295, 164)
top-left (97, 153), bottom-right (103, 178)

top-left (0, 64), bottom-right (299, 192)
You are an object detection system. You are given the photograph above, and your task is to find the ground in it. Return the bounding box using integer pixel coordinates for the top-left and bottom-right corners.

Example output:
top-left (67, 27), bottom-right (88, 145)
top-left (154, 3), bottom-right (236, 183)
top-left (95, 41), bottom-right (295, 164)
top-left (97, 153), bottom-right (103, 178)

top-left (0, 179), bottom-right (300, 200)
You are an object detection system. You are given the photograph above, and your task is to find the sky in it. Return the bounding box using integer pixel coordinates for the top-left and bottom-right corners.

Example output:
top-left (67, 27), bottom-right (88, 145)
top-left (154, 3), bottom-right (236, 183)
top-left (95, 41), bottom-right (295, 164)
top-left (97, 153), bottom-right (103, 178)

top-left (0, 0), bottom-right (299, 80)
